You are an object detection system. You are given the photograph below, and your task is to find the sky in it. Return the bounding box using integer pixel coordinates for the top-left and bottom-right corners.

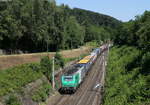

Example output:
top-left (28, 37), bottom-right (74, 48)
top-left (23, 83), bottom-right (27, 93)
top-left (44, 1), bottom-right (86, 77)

top-left (56, 0), bottom-right (150, 22)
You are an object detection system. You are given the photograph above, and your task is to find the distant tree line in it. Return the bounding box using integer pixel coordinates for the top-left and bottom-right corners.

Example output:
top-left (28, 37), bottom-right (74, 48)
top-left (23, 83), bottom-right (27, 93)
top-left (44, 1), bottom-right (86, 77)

top-left (0, 0), bottom-right (120, 53)
top-left (69, 8), bottom-right (120, 28)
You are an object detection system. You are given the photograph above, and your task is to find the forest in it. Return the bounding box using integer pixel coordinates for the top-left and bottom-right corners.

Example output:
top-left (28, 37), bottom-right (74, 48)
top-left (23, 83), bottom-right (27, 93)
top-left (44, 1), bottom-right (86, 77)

top-left (103, 11), bottom-right (150, 105)
top-left (0, 0), bottom-right (120, 53)
top-left (114, 11), bottom-right (150, 52)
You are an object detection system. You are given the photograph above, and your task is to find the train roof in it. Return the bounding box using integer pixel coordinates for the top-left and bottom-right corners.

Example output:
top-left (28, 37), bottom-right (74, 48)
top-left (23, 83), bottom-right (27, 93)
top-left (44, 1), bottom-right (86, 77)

top-left (78, 55), bottom-right (91, 64)
top-left (64, 64), bottom-right (83, 75)
top-left (65, 67), bottom-right (78, 75)
top-left (78, 59), bottom-right (89, 64)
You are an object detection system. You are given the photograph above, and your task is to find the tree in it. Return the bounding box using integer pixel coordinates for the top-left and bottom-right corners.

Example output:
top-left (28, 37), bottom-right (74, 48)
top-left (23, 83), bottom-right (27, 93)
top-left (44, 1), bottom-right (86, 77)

top-left (54, 52), bottom-right (64, 68)
top-left (0, 0), bottom-right (119, 53)
top-left (66, 16), bottom-right (85, 49)
top-left (84, 24), bottom-right (110, 43)
top-left (0, 7), bottom-right (24, 51)
top-left (137, 22), bottom-right (150, 51)
top-left (40, 56), bottom-right (52, 81)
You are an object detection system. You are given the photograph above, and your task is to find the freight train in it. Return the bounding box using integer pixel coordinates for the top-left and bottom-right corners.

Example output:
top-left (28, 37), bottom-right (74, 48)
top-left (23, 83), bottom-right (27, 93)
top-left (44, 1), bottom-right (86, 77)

top-left (60, 44), bottom-right (107, 93)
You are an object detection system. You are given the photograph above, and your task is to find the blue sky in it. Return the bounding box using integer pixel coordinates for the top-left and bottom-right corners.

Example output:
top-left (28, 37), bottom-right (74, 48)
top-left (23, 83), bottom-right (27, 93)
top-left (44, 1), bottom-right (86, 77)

top-left (56, 0), bottom-right (150, 22)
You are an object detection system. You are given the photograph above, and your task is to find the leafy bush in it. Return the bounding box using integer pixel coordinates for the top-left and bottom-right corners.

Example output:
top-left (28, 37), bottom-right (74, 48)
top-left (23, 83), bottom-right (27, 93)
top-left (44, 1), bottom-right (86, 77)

top-left (0, 64), bottom-right (42, 96)
top-left (64, 57), bottom-right (77, 64)
top-left (54, 52), bottom-right (64, 68)
top-left (103, 46), bottom-right (150, 105)
top-left (31, 83), bottom-right (52, 102)
top-left (85, 41), bottom-right (99, 47)
top-left (40, 56), bottom-right (52, 81)
top-left (141, 52), bottom-right (150, 75)
top-left (5, 95), bottom-right (21, 105)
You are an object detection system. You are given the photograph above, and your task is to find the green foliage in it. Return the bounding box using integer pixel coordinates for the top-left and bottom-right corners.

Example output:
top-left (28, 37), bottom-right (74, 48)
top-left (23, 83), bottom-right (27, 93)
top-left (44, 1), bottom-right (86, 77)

top-left (40, 56), bottom-right (52, 81)
top-left (0, 63), bottom-right (42, 97)
top-left (141, 52), bottom-right (150, 75)
top-left (65, 16), bottom-right (85, 49)
top-left (85, 41), bottom-right (99, 47)
top-left (5, 95), bottom-right (21, 105)
top-left (69, 8), bottom-right (121, 28)
top-left (54, 52), bottom-right (64, 68)
top-left (84, 25), bottom-right (110, 43)
top-left (31, 83), bottom-right (52, 102)
top-left (0, 0), bottom-right (119, 53)
top-left (112, 11), bottom-right (150, 104)
top-left (103, 46), bottom-right (150, 105)
top-left (63, 57), bottom-right (77, 64)
top-left (114, 11), bottom-right (150, 52)
top-left (137, 20), bottom-right (150, 51)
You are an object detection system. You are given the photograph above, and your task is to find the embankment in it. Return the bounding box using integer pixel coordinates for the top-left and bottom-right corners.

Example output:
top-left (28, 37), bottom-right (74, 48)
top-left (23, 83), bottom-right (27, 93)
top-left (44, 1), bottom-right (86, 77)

top-left (0, 46), bottom-right (91, 70)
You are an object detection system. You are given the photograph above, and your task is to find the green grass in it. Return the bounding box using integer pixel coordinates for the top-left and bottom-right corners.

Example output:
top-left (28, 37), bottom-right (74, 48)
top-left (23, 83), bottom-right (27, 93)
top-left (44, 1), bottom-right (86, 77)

top-left (0, 63), bottom-right (43, 96)
top-left (31, 82), bottom-right (52, 102)
top-left (103, 46), bottom-right (150, 105)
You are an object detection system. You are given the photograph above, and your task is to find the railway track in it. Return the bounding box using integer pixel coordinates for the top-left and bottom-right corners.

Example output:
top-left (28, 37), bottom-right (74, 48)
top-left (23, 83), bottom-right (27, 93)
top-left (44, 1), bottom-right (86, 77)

top-left (47, 50), bottom-right (107, 105)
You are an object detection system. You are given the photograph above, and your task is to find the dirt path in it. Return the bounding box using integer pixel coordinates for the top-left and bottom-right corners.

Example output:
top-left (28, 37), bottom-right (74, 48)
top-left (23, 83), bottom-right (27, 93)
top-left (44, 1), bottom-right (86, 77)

top-left (0, 46), bottom-right (91, 70)
top-left (47, 50), bottom-right (107, 105)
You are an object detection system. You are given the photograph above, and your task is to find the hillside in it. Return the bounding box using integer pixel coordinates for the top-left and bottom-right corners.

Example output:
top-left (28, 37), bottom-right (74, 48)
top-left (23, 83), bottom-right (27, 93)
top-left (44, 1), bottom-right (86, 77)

top-left (104, 46), bottom-right (150, 105)
top-left (69, 8), bottom-right (121, 28)
top-left (103, 11), bottom-right (150, 105)
top-left (0, 0), bottom-right (120, 54)
top-left (0, 44), bottom-right (92, 105)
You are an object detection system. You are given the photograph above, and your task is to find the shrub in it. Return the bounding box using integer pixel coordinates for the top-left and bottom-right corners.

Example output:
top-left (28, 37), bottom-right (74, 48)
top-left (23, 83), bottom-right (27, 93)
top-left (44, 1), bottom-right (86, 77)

top-left (40, 56), bottom-right (52, 81)
top-left (28, 63), bottom-right (41, 72)
top-left (141, 52), bottom-right (150, 75)
top-left (54, 52), bottom-right (64, 68)
top-left (103, 46), bottom-right (150, 105)
top-left (5, 95), bottom-right (21, 105)
top-left (31, 83), bottom-right (52, 102)
top-left (0, 64), bottom-right (42, 96)
top-left (85, 41), bottom-right (99, 47)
